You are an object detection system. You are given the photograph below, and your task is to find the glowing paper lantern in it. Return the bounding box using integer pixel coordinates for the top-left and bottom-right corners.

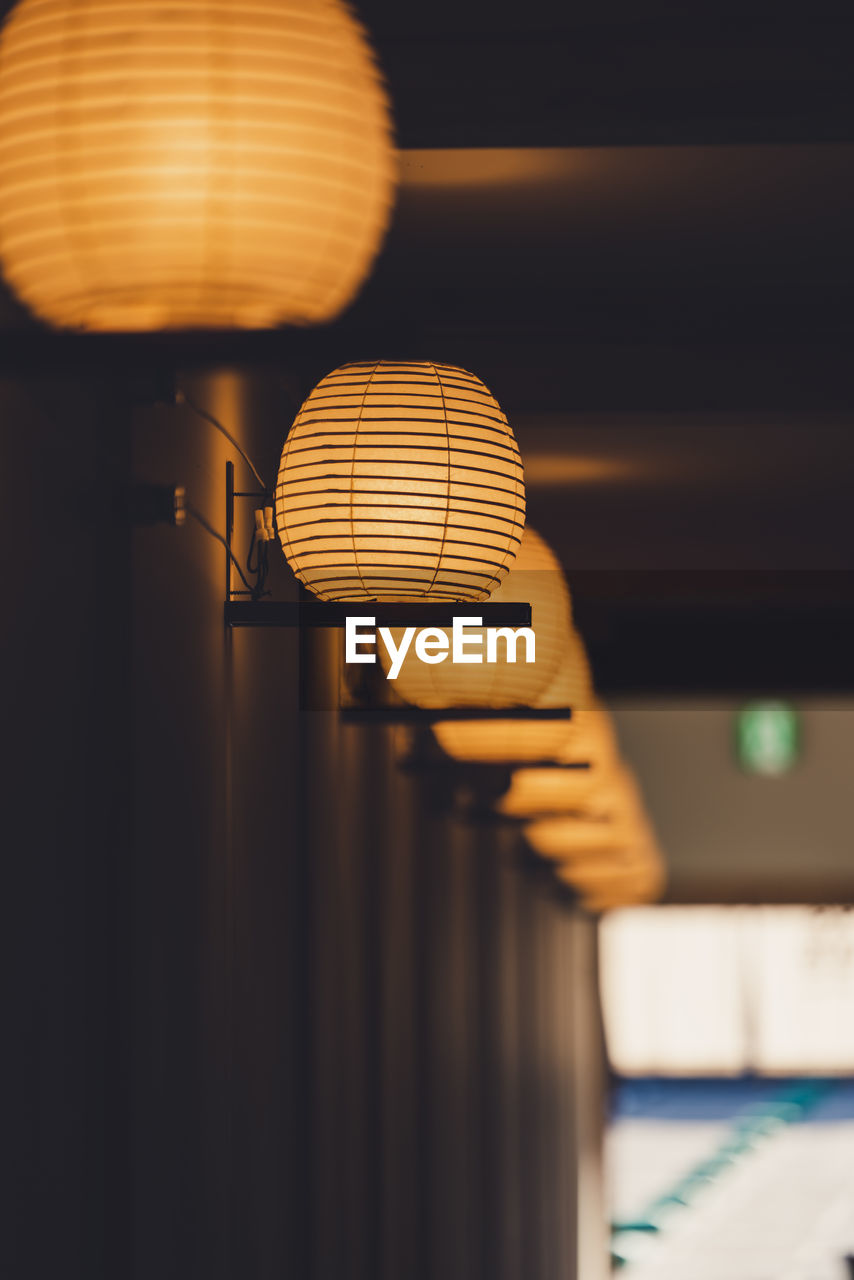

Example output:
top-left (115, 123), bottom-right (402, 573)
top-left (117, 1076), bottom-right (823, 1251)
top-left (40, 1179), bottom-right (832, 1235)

top-left (525, 815), bottom-right (636, 862)
top-left (495, 705), bottom-right (619, 816)
top-left (578, 765), bottom-right (645, 822)
top-left (496, 765), bottom-right (598, 818)
top-left (277, 361), bottom-right (525, 602)
top-left (389, 526), bottom-right (568, 709)
top-left (571, 862), bottom-right (667, 912)
top-left (0, 0), bottom-right (395, 330)
top-left (559, 705), bottom-right (621, 771)
top-left (556, 848), bottom-right (667, 910)
top-left (432, 626), bottom-right (594, 764)
top-left (524, 769), bottom-right (645, 861)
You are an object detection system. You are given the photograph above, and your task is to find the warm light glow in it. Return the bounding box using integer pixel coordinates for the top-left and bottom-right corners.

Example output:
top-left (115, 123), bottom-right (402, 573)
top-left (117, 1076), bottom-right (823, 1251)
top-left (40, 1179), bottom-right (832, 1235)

top-left (555, 843), bottom-right (660, 884)
top-left (556, 844), bottom-right (667, 910)
top-left (431, 625), bottom-right (594, 763)
top-left (0, 0), bottom-right (395, 330)
top-left (495, 704), bottom-right (619, 815)
top-left (524, 766), bottom-right (647, 861)
top-left (389, 526), bottom-right (567, 707)
top-left (573, 872), bottom-right (666, 913)
top-left (276, 360), bottom-right (525, 602)
top-left (497, 764), bottom-right (599, 816)
top-left (526, 814), bottom-right (638, 862)
top-left (522, 454), bottom-right (647, 487)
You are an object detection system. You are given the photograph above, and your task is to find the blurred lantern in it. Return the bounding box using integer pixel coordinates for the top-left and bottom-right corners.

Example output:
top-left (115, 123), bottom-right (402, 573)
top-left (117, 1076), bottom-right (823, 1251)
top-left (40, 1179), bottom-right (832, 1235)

top-left (431, 625), bottom-right (594, 764)
top-left (495, 704), bottom-right (619, 816)
top-left (497, 764), bottom-right (598, 817)
top-left (579, 765), bottom-right (645, 822)
top-left (277, 361), bottom-right (525, 602)
top-left (524, 768), bottom-right (645, 861)
top-left (556, 846), bottom-right (667, 910)
top-left (525, 815), bottom-right (635, 862)
top-left (560, 705), bottom-right (621, 771)
top-left (388, 526), bottom-right (568, 707)
top-left (0, 0), bottom-right (395, 330)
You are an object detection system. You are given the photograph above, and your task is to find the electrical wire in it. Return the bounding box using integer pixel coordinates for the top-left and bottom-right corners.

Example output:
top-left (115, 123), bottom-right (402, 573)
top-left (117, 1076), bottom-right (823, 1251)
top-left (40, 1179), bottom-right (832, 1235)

top-left (186, 502), bottom-right (270, 601)
top-left (176, 388), bottom-right (270, 491)
top-left (246, 523), bottom-right (272, 600)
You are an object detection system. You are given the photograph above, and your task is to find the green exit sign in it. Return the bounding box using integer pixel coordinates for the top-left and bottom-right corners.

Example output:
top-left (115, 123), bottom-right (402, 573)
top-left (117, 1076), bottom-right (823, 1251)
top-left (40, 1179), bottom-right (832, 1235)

top-left (735, 702), bottom-right (801, 777)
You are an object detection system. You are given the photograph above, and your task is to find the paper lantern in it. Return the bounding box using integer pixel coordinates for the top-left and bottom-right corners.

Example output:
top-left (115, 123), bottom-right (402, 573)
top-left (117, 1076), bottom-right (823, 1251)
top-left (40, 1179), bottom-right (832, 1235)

top-left (0, 0), bottom-right (395, 330)
top-left (388, 526), bottom-right (568, 707)
top-left (495, 705), bottom-right (619, 816)
top-left (431, 625), bottom-right (593, 763)
top-left (496, 765), bottom-right (598, 818)
top-left (525, 815), bottom-right (636, 863)
top-left (554, 839), bottom-right (658, 882)
top-left (556, 847), bottom-right (667, 910)
top-left (276, 360), bottom-right (525, 602)
top-left (524, 769), bottom-right (645, 861)
top-left (577, 765), bottom-right (645, 822)
top-left (567, 860), bottom-right (667, 912)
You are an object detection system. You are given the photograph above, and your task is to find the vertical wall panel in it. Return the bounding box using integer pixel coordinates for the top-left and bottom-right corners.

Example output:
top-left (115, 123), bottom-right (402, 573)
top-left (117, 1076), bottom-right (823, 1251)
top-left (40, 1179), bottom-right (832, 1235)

top-left (376, 731), bottom-right (420, 1280)
top-left (4, 377), bottom-right (133, 1280)
top-left (9, 362), bottom-right (609, 1280)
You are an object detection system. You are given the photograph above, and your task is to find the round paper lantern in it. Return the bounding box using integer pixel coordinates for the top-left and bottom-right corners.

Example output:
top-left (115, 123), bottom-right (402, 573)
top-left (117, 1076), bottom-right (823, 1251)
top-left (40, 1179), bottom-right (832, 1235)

top-left (563, 858), bottom-right (667, 912)
top-left (431, 625), bottom-right (592, 763)
top-left (388, 526), bottom-right (568, 707)
top-left (276, 361), bottom-right (525, 602)
top-left (556, 847), bottom-right (667, 909)
top-left (524, 770), bottom-right (645, 861)
top-left (558, 705), bottom-right (620, 770)
top-left (525, 815), bottom-right (637, 863)
top-left (0, 0), bottom-right (395, 330)
top-left (496, 765), bottom-right (598, 818)
top-left (554, 839), bottom-right (658, 882)
top-left (576, 765), bottom-right (645, 823)
top-left (495, 705), bottom-right (619, 816)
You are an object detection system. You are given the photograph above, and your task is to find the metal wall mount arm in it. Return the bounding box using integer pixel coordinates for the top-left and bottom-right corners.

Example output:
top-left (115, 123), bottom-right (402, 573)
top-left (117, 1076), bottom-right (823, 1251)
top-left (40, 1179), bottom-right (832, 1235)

top-left (226, 600), bottom-right (534, 629)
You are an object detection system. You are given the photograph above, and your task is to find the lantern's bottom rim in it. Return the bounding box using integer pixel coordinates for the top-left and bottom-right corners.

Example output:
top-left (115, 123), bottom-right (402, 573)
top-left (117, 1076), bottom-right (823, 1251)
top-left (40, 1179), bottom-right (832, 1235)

top-left (307, 593), bottom-right (495, 605)
top-left (16, 291), bottom-right (341, 333)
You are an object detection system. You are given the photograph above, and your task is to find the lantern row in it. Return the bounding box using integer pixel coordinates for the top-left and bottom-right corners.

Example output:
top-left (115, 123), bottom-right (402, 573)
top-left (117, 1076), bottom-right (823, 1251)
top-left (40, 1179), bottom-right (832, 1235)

top-left (0, 2), bottom-right (667, 911)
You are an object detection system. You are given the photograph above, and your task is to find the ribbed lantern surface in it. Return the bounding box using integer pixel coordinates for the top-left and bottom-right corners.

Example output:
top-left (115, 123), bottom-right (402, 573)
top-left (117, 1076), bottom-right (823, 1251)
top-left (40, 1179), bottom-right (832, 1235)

top-left (0, 0), bottom-right (395, 330)
top-left (387, 525), bottom-right (565, 706)
top-left (277, 361), bottom-right (525, 601)
top-left (432, 625), bottom-right (593, 764)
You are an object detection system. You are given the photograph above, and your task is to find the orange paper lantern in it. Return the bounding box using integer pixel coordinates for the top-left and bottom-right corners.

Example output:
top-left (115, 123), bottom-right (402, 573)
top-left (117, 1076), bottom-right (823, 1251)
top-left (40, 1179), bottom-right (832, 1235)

top-left (0, 0), bottom-right (395, 330)
top-left (495, 704), bottom-right (620, 816)
top-left (524, 768), bottom-right (646, 861)
top-left (556, 846), bottom-right (667, 911)
top-left (391, 526), bottom-right (568, 708)
top-left (431, 625), bottom-right (593, 763)
top-left (277, 361), bottom-right (525, 602)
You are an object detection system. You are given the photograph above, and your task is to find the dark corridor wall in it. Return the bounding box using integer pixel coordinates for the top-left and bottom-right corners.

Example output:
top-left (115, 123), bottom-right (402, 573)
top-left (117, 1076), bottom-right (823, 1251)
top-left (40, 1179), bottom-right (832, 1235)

top-left (6, 367), bottom-right (607, 1280)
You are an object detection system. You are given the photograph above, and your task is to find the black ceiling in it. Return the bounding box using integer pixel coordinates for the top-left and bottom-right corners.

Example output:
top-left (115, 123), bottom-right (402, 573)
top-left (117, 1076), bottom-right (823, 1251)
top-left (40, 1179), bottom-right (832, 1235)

top-left (359, 1), bottom-right (854, 148)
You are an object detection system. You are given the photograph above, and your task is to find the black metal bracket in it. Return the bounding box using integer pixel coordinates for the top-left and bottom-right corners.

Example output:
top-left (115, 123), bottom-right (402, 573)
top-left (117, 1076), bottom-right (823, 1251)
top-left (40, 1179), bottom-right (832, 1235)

top-left (340, 705), bottom-right (572, 725)
top-left (226, 599), bottom-right (535, 629)
top-left (224, 459), bottom-right (273, 606)
top-left (399, 750), bottom-right (589, 769)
